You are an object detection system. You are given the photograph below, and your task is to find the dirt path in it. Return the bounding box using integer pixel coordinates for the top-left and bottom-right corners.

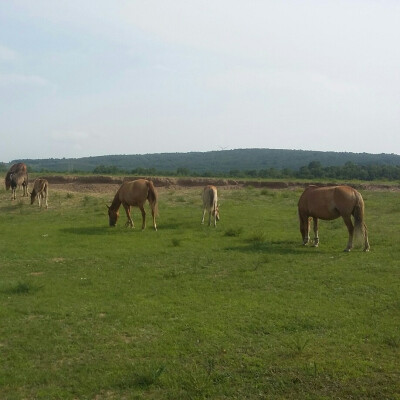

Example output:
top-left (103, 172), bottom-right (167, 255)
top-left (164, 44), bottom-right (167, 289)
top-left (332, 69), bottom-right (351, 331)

top-left (38, 175), bottom-right (400, 194)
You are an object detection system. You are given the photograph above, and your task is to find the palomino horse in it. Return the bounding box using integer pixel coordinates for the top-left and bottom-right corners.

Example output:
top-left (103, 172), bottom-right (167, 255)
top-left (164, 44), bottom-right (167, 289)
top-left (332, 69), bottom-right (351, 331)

top-left (9, 171), bottom-right (29, 200)
top-left (201, 185), bottom-right (220, 227)
top-left (107, 179), bottom-right (158, 230)
top-left (5, 162), bottom-right (28, 191)
top-left (30, 178), bottom-right (49, 209)
top-left (298, 185), bottom-right (370, 252)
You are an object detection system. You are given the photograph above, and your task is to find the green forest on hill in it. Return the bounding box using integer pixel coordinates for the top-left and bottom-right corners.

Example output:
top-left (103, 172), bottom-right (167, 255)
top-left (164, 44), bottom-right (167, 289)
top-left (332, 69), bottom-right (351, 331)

top-left (2, 148), bottom-right (400, 181)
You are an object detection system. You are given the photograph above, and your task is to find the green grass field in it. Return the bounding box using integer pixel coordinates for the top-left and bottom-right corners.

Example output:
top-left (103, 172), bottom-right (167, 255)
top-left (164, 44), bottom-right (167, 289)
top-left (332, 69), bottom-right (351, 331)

top-left (0, 184), bottom-right (399, 399)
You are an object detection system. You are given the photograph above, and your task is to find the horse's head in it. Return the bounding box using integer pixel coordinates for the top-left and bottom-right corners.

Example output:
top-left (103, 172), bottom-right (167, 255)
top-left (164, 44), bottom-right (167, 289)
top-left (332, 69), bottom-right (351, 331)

top-left (213, 206), bottom-right (220, 221)
top-left (107, 205), bottom-right (119, 226)
top-left (30, 190), bottom-right (37, 205)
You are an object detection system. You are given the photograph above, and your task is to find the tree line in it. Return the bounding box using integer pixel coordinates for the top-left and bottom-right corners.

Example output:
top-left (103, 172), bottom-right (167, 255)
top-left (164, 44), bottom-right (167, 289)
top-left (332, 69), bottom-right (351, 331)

top-left (3, 158), bottom-right (400, 181)
top-left (91, 161), bottom-right (400, 181)
top-left (9, 149), bottom-right (400, 173)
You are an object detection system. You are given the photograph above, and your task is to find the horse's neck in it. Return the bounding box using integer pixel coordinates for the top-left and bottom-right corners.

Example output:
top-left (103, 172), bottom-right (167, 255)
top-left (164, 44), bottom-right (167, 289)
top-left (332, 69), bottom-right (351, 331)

top-left (110, 192), bottom-right (121, 210)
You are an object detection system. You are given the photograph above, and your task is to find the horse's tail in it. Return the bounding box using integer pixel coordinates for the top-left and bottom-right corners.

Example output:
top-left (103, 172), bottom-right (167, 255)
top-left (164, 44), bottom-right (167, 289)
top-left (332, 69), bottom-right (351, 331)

top-left (146, 180), bottom-right (159, 216)
top-left (353, 190), bottom-right (367, 247)
top-left (209, 188), bottom-right (216, 209)
top-left (5, 173), bottom-right (11, 190)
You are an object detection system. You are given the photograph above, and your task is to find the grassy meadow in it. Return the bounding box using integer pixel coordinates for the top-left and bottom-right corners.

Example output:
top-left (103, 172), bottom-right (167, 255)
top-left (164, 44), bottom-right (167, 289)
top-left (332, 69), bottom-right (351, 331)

top-left (0, 182), bottom-right (399, 399)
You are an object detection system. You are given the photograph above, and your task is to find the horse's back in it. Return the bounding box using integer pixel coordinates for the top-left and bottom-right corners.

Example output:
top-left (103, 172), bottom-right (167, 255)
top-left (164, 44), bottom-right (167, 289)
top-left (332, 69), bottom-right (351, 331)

top-left (33, 178), bottom-right (48, 192)
top-left (8, 163), bottom-right (27, 175)
top-left (118, 179), bottom-right (150, 205)
top-left (203, 185), bottom-right (217, 208)
top-left (299, 185), bottom-right (357, 220)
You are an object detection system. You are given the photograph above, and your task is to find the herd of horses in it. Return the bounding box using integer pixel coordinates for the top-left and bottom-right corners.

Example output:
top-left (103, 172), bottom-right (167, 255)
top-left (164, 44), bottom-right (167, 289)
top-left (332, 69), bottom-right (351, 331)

top-left (5, 163), bottom-right (370, 252)
top-left (5, 162), bottom-right (48, 208)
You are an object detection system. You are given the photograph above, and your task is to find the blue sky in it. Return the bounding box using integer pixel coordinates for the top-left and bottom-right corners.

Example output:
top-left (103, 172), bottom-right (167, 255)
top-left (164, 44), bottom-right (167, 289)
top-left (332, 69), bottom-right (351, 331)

top-left (1, 1), bottom-right (399, 162)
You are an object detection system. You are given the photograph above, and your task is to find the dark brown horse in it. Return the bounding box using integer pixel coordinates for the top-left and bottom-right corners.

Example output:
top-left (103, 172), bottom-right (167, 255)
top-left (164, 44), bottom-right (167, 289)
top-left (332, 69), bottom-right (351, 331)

top-left (9, 170), bottom-right (29, 200)
top-left (5, 162), bottom-right (28, 191)
top-left (298, 185), bottom-right (370, 252)
top-left (107, 179), bottom-right (158, 230)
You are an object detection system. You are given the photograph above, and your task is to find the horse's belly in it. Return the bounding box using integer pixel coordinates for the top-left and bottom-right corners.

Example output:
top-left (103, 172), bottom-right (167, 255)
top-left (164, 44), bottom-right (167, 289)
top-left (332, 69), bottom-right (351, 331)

top-left (309, 207), bottom-right (340, 220)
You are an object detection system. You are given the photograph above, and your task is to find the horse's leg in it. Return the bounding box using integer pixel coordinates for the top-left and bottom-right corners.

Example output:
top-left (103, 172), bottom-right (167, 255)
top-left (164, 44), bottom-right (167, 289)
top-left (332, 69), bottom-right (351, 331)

top-left (363, 222), bottom-right (370, 252)
top-left (123, 204), bottom-right (134, 228)
top-left (139, 205), bottom-right (146, 230)
top-left (38, 193), bottom-right (42, 208)
top-left (342, 215), bottom-right (354, 252)
top-left (45, 190), bottom-right (48, 209)
top-left (151, 205), bottom-right (157, 231)
top-left (312, 217), bottom-right (319, 247)
top-left (201, 208), bottom-right (206, 224)
top-left (299, 214), bottom-right (310, 245)
top-left (208, 211), bottom-right (211, 227)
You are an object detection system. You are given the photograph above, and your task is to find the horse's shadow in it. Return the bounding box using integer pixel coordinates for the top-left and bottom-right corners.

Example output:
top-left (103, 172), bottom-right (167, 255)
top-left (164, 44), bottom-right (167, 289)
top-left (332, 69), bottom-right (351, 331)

top-left (225, 240), bottom-right (305, 255)
top-left (156, 222), bottom-right (181, 230)
top-left (61, 226), bottom-right (114, 236)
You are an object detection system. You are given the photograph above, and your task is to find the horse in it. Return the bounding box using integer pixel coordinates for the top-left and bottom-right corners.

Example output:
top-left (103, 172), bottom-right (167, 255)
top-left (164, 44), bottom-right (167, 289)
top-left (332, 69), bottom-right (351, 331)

top-left (9, 171), bottom-right (29, 200)
top-left (298, 185), bottom-right (370, 252)
top-left (30, 178), bottom-right (49, 209)
top-left (5, 162), bottom-right (28, 191)
top-left (201, 185), bottom-right (220, 227)
top-left (107, 179), bottom-right (158, 230)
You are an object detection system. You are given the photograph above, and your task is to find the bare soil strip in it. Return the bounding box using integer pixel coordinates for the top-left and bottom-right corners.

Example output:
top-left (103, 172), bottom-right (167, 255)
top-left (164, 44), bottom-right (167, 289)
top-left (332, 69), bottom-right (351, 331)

top-left (39, 175), bottom-right (400, 194)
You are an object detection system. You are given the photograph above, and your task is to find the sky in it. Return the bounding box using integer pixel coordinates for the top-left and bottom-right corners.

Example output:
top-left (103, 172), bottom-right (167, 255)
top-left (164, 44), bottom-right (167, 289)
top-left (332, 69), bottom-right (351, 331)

top-left (0, 1), bottom-right (399, 163)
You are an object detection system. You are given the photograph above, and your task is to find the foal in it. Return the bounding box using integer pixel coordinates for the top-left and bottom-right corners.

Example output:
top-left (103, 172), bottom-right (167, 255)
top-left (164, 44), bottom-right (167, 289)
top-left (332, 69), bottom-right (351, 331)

top-left (30, 178), bottom-right (49, 209)
top-left (201, 185), bottom-right (220, 227)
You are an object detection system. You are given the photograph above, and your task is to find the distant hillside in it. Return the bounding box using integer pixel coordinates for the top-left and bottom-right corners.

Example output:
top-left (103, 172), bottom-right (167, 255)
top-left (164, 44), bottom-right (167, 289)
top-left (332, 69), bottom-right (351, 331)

top-left (7, 148), bottom-right (400, 173)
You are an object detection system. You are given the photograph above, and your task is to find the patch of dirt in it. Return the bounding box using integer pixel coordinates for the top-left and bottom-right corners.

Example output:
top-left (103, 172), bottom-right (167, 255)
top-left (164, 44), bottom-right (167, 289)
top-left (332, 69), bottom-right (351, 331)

top-left (37, 175), bottom-right (400, 193)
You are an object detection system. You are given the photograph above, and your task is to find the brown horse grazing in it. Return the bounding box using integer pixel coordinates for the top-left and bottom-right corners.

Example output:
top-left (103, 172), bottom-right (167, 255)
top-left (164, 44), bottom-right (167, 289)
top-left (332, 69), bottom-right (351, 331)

top-left (5, 162), bottom-right (28, 191)
top-left (30, 178), bottom-right (49, 209)
top-left (298, 185), bottom-right (370, 252)
top-left (10, 171), bottom-right (29, 200)
top-left (107, 179), bottom-right (158, 230)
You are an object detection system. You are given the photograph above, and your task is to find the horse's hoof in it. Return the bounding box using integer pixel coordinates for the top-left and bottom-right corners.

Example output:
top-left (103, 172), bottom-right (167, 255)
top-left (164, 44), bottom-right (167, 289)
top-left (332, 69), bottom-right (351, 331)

top-left (364, 248), bottom-right (370, 252)
top-left (343, 248), bottom-right (351, 252)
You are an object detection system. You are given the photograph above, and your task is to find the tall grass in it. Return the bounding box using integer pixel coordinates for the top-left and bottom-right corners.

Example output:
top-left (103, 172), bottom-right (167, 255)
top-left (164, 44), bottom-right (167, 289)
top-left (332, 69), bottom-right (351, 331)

top-left (0, 186), bottom-right (399, 399)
